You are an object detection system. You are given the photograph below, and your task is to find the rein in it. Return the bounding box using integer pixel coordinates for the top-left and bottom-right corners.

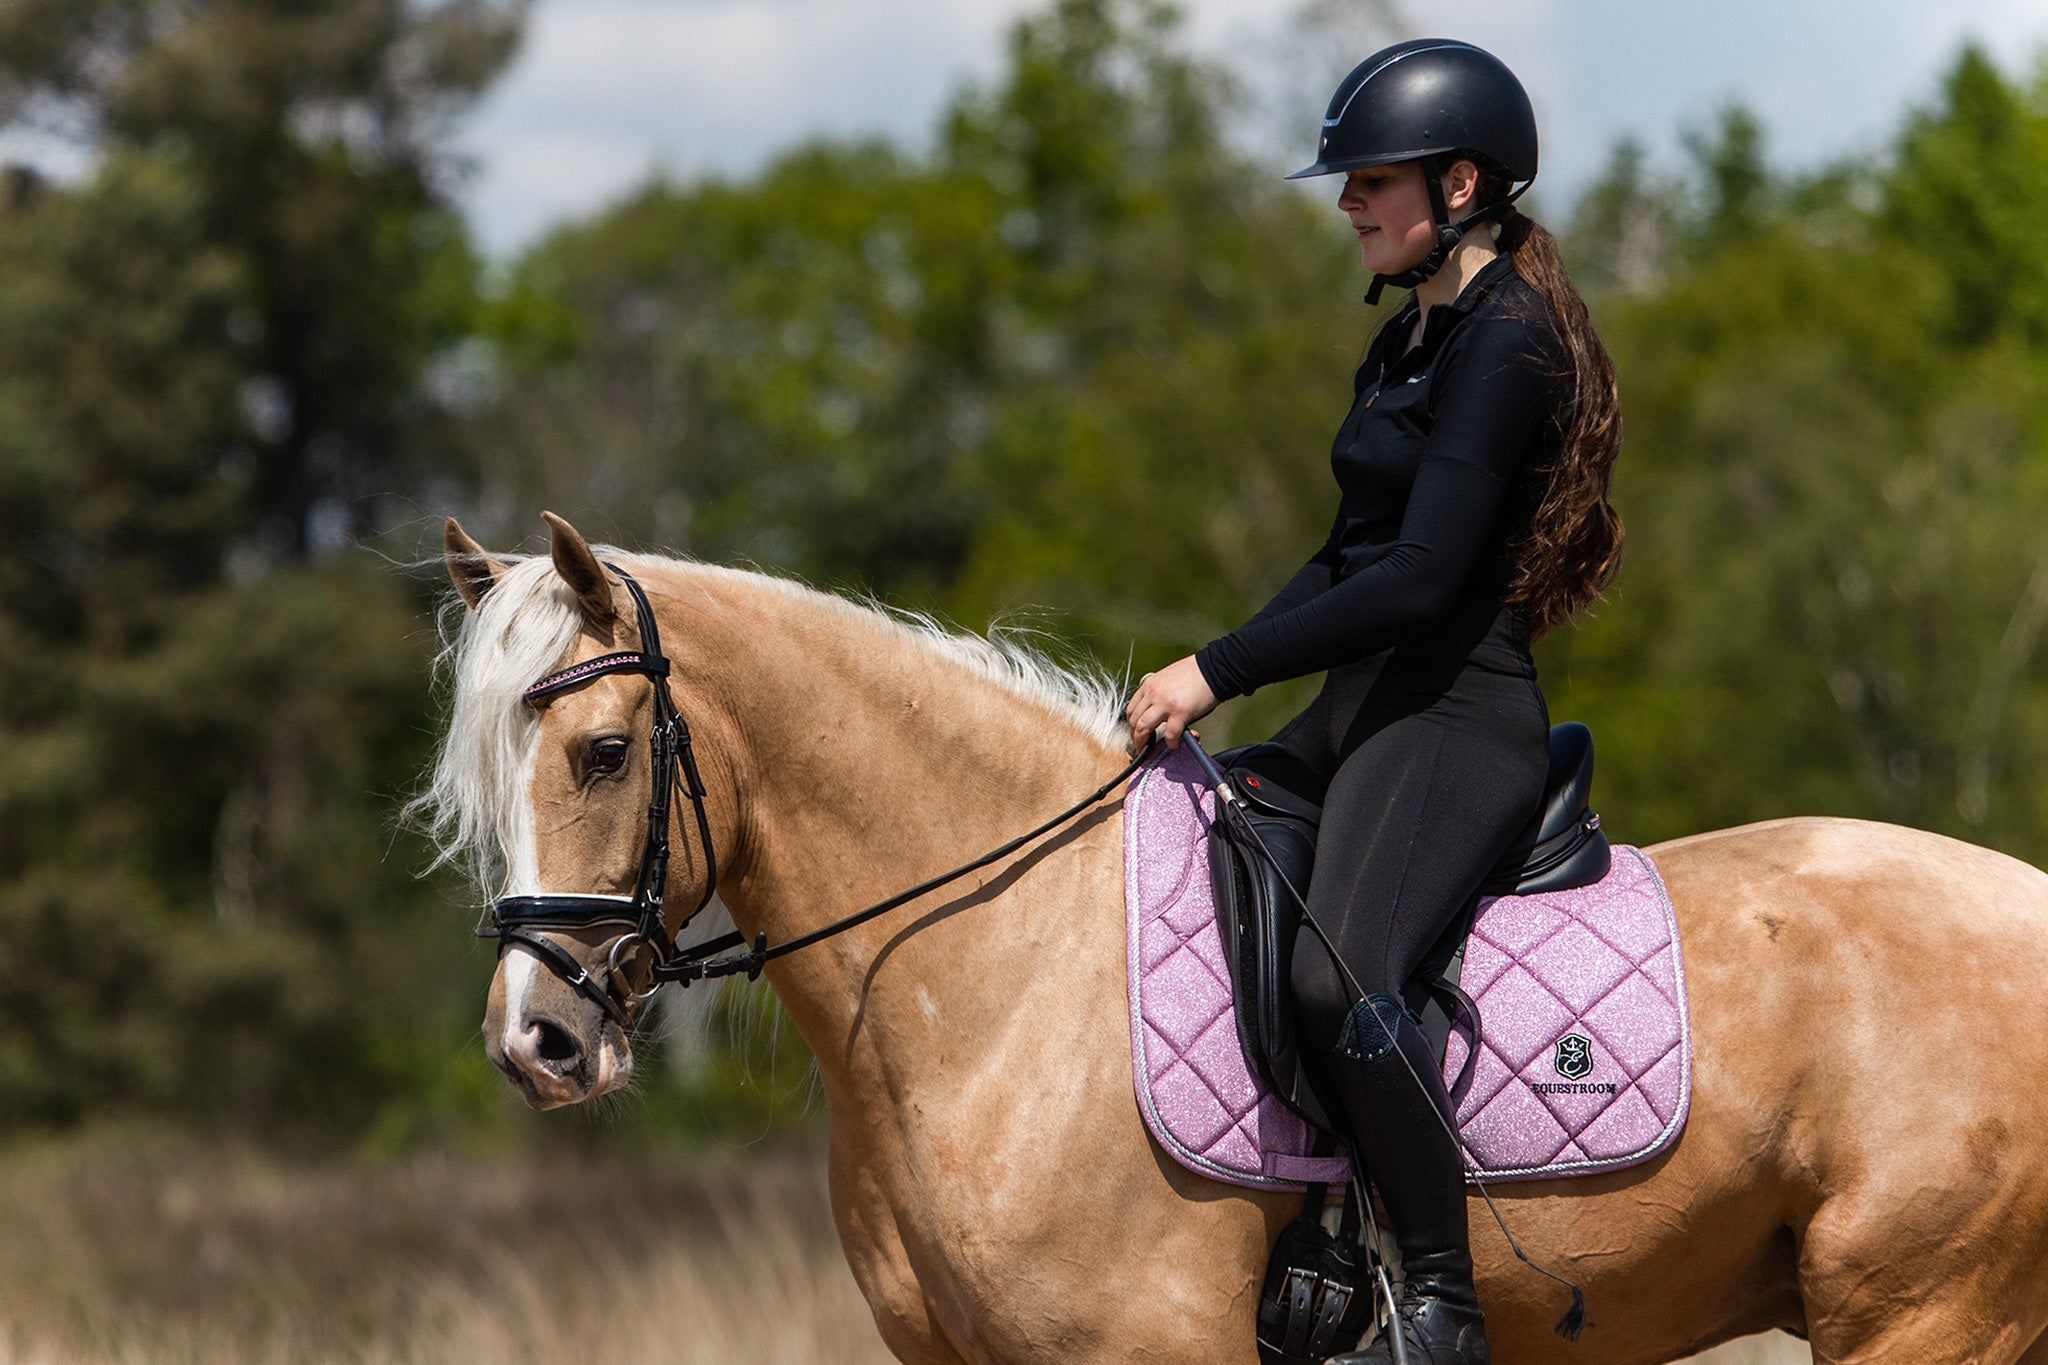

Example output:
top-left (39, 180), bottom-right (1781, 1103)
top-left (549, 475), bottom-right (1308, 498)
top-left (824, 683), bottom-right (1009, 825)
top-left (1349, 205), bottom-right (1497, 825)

top-left (481, 563), bottom-right (1150, 1026)
top-left (655, 747), bottom-right (1148, 986)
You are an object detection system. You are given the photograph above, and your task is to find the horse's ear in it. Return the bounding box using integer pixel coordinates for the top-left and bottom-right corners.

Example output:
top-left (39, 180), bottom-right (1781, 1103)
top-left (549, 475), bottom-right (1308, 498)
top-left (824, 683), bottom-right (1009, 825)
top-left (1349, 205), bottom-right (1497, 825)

top-left (444, 517), bottom-right (506, 611)
top-left (541, 510), bottom-right (617, 633)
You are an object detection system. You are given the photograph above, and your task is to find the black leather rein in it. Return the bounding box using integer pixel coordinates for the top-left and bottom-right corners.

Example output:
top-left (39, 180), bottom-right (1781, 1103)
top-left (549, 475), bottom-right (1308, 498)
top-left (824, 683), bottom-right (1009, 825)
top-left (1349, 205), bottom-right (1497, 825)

top-left (480, 562), bottom-right (1151, 1028)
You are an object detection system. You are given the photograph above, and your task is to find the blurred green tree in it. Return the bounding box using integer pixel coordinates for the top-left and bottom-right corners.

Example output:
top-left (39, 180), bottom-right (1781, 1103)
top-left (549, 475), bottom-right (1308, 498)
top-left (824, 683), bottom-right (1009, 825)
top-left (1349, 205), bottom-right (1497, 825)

top-left (0, 0), bottom-right (527, 1144)
top-left (1, 0), bottom-right (517, 563)
top-left (1548, 50), bottom-right (2048, 860)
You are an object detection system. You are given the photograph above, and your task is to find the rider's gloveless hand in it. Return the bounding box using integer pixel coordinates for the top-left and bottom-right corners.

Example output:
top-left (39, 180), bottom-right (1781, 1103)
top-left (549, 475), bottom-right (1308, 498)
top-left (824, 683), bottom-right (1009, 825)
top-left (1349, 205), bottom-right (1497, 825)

top-left (1125, 655), bottom-right (1218, 753)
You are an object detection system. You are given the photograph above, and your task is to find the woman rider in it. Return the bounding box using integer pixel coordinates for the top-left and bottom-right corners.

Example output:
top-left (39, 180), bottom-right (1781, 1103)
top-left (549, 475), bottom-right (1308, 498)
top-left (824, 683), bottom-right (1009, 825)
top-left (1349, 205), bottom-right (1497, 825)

top-left (1124, 40), bottom-right (1623, 1365)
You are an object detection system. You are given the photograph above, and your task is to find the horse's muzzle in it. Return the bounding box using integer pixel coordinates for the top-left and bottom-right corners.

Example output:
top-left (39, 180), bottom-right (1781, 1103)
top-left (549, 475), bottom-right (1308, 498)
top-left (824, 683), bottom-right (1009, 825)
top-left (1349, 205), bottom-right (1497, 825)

top-left (489, 1009), bottom-right (633, 1109)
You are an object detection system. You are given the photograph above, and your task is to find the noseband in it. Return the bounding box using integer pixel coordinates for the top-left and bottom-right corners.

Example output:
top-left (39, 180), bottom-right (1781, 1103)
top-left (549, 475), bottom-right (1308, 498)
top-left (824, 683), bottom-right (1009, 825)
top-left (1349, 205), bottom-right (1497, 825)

top-left (480, 562), bottom-right (1153, 1029)
top-left (481, 565), bottom-right (720, 1027)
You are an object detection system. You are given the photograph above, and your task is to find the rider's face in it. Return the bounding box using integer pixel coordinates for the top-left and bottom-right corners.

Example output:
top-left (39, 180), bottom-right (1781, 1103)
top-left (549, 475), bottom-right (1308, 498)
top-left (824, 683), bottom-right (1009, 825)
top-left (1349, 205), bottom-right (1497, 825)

top-left (1338, 162), bottom-right (1437, 276)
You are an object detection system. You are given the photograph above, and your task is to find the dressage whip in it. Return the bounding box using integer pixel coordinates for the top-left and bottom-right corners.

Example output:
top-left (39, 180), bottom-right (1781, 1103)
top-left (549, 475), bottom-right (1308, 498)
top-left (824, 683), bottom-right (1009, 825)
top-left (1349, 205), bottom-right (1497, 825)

top-left (1183, 733), bottom-right (1588, 1344)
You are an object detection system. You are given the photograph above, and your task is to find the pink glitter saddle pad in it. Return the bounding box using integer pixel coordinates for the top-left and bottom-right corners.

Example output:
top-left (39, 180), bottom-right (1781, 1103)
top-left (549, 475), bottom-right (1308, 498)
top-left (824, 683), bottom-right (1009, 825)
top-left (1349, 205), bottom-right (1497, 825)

top-left (1125, 745), bottom-right (1692, 1191)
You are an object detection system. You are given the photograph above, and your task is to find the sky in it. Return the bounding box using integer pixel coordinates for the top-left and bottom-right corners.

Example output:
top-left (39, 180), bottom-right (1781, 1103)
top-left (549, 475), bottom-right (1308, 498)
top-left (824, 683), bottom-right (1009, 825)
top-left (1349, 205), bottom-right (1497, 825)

top-left (453, 0), bottom-right (2048, 256)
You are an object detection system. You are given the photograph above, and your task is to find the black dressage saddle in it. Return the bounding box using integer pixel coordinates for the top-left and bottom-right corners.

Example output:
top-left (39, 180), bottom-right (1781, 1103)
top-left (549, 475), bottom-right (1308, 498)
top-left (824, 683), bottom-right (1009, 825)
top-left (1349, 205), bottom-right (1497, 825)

top-left (1207, 722), bottom-right (1611, 1136)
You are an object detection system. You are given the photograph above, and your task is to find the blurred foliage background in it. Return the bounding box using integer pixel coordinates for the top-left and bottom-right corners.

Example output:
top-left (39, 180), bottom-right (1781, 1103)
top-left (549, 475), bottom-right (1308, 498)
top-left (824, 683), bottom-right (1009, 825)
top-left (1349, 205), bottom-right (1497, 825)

top-left (1, 0), bottom-right (2046, 1157)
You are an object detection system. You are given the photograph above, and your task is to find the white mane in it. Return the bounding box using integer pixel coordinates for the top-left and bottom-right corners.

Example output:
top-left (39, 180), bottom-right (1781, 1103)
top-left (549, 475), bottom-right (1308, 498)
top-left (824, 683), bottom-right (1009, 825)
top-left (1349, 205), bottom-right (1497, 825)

top-left (728, 562), bottom-right (1130, 750)
top-left (409, 552), bottom-right (1128, 902)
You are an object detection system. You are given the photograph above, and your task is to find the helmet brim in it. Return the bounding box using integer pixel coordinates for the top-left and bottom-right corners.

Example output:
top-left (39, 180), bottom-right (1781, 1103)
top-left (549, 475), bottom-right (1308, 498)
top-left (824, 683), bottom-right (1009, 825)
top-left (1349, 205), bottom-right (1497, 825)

top-left (1283, 147), bottom-right (1447, 181)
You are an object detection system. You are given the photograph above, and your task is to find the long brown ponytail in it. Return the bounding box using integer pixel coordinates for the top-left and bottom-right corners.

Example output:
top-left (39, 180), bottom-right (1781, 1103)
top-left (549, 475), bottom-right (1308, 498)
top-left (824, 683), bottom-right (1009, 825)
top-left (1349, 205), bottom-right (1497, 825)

top-left (1479, 171), bottom-right (1624, 636)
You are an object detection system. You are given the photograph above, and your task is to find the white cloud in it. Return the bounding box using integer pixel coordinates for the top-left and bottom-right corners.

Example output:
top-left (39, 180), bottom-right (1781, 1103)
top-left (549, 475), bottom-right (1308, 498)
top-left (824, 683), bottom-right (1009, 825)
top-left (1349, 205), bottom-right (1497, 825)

top-left (457, 0), bottom-right (1040, 254)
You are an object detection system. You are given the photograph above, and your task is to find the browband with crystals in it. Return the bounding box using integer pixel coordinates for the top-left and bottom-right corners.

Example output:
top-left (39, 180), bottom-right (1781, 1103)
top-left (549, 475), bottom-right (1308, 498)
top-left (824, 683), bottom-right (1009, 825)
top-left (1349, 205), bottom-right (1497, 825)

top-left (525, 650), bottom-right (670, 702)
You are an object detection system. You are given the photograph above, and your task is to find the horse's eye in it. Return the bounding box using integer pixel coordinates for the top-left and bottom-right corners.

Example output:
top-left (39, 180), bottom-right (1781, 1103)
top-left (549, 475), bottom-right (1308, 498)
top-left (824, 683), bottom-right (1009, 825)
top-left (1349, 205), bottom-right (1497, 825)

top-left (589, 737), bottom-right (629, 777)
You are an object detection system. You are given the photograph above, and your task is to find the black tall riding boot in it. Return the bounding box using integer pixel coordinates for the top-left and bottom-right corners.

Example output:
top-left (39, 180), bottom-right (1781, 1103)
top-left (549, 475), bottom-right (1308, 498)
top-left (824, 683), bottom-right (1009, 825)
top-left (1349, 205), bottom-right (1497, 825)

top-left (1325, 993), bottom-right (1490, 1365)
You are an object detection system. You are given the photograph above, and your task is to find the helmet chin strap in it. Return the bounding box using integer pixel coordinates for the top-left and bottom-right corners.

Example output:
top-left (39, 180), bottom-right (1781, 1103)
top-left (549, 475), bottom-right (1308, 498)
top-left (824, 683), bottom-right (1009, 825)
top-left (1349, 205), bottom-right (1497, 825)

top-left (1363, 158), bottom-right (1528, 307)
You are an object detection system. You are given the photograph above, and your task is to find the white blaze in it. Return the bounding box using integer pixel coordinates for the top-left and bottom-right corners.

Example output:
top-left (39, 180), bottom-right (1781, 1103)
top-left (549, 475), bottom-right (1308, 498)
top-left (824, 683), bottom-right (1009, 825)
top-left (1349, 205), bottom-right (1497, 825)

top-left (501, 949), bottom-right (542, 1056)
top-left (500, 734), bottom-right (545, 1053)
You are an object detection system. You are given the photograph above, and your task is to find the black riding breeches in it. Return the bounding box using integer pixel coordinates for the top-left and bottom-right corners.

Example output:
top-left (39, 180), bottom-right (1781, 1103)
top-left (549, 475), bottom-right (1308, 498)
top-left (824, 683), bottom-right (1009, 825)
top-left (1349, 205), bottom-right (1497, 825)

top-left (1269, 602), bottom-right (1549, 1056)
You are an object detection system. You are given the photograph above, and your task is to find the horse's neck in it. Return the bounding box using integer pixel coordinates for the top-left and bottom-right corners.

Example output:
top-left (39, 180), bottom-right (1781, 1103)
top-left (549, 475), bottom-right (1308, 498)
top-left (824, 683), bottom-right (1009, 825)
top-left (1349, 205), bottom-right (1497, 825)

top-left (665, 567), bottom-right (1127, 1099)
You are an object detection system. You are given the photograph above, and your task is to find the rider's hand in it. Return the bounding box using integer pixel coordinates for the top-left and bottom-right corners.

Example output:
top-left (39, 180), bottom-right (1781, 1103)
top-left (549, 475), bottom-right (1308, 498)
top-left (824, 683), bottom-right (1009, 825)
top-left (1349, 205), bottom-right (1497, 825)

top-left (1125, 655), bottom-right (1218, 753)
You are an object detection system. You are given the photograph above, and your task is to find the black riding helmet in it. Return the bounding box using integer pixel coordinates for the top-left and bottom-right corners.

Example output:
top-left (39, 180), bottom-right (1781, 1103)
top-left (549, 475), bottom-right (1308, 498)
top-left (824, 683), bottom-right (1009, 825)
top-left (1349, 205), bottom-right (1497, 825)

top-left (1292, 39), bottom-right (1538, 304)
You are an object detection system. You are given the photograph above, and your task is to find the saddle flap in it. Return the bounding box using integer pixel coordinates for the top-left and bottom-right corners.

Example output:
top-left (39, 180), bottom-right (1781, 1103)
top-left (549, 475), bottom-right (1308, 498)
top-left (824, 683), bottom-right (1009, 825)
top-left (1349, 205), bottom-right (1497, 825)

top-left (1204, 749), bottom-right (1343, 1138)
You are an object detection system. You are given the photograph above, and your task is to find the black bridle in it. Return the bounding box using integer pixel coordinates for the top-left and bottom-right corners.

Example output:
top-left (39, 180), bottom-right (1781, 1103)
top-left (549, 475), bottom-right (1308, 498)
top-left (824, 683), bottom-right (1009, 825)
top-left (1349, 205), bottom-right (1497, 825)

top-left (481, 565), bottom-right (721, 1027)
top-left (481, 563), bottom-right (1149, 1028)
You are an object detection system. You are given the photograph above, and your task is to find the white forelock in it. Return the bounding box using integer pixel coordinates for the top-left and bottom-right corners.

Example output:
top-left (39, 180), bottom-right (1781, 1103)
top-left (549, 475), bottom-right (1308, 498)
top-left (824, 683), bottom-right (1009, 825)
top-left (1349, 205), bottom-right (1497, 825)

top-left (409, 554), bottom-right (583, 897)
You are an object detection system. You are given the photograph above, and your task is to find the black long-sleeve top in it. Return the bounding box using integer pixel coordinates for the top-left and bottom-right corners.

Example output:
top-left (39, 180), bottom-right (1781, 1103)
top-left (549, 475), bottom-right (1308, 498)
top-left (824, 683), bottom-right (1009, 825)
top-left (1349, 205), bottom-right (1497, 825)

top-left (1194, 254), bottom-right (1569, 701)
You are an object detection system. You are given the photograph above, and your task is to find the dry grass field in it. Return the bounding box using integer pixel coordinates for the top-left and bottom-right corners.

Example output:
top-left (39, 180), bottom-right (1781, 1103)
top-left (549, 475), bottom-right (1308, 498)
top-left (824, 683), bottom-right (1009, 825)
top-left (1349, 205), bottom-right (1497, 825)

top-left (0, 1138), bottom-right (1806, 1364)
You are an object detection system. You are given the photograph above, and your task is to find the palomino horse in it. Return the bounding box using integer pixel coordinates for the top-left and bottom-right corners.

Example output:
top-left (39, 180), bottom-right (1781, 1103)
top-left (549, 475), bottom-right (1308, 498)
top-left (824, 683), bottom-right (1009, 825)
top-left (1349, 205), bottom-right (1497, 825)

top-left (419, 513), bottom-right (2048, 1364)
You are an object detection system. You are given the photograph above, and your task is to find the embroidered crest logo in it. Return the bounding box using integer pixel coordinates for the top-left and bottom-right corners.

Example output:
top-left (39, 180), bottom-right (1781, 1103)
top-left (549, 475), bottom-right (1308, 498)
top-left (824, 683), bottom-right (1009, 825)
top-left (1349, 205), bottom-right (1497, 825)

top-left (1553, 1034), bottom-right (1594, 1081)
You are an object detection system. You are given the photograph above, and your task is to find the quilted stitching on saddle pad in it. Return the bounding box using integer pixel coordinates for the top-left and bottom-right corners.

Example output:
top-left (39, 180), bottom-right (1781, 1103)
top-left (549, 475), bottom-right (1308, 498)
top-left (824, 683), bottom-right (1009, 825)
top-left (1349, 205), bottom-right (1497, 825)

top-left (1123, 749), bottom-right (1349, 1190)
top-left (1125, 746), bottom-right (1693, 1191)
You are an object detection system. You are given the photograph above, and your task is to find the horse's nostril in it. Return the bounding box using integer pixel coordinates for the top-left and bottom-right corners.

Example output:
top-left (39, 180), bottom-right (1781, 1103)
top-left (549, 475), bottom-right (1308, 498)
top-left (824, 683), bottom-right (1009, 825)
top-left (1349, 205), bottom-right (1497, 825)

top-left (533, 1019), bottom-right (580, 1064)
